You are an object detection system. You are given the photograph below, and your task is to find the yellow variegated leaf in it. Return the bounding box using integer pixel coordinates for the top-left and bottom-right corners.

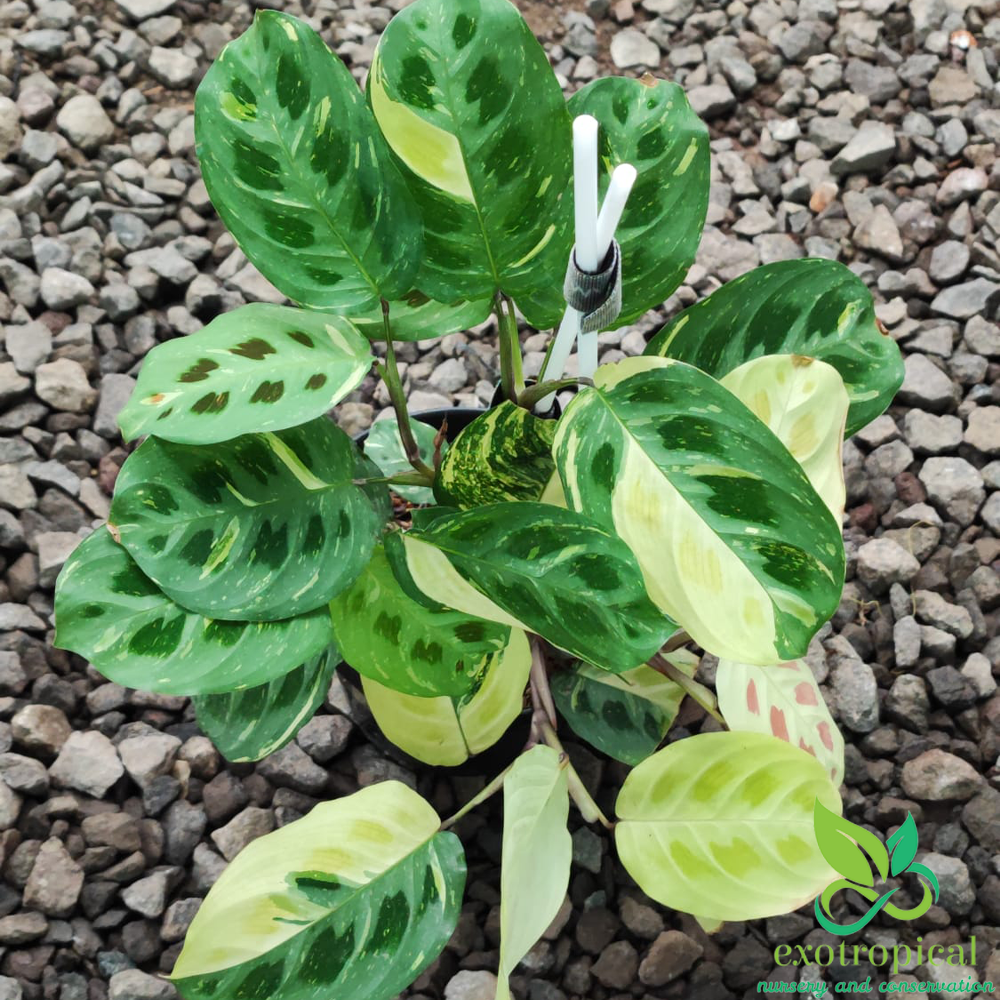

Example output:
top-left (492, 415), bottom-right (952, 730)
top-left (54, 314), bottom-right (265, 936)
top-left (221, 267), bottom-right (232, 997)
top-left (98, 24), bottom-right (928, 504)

top-left (716, 657), bottom-right (845, 787)
top-left (361, 629), bottom-right (531, 765)
top-left (172, 782), bottom-right (465, 1000)
top-left (720, 355), bottom-right (848, 522)
top-left (497, 746), bottom-right (571, 1000)
top-left (615, 731), bottom-right (841, 921)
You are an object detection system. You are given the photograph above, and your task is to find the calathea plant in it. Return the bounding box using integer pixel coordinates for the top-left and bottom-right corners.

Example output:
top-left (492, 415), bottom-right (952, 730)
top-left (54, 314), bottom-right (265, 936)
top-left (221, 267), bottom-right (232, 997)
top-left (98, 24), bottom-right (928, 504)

top-left (52, 1), bottom-right (904, 997)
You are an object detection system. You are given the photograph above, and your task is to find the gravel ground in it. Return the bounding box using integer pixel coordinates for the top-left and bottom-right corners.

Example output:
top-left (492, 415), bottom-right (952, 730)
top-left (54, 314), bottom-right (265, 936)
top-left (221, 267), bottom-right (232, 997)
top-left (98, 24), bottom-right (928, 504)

top-left (0, 0), bottom-right (999, 998)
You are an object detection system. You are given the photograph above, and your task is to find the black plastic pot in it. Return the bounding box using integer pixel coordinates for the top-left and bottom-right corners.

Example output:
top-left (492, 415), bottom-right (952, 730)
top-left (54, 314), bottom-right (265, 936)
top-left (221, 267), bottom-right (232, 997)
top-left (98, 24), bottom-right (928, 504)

top-left (341, 405), bottom-right (533, 777)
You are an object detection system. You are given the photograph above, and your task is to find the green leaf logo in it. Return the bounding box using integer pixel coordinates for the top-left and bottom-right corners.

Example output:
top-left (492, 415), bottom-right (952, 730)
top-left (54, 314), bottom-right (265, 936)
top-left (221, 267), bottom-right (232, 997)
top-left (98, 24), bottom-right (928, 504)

top-left (813, 799), bottom-right (889, 887)
top-left (887, 813), bottom-right (919, 877)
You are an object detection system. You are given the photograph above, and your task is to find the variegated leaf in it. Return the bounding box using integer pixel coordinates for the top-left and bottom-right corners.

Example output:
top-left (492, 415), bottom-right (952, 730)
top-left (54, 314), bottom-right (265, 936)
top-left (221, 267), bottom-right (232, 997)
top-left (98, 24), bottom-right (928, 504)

top-left (110, 418), bottom-right (389, 621)
top-left (644, 259), bottom-right (904, 436)
top-left (330, 545), bottom-right (510, 698)
top-left (361, 628), bottom-right (531, 766)
top-left (615, 732), bottom-right (841, 921)
top-left (553, 358), bottom-right (845, 665)
top-left (716, 657), bottom-right (845, 787)
top-left (720, 354), bottom-right (848, 523)
top-left (195, 10), bottom-right (421, 311)
top-left (435, 401), bottom-right (556, 508)
top-left (368, 0), bottom-right (572, 328)
top-left (54, 529), bottom-right (333, 695)
top-left (172, 782), bottom-right (465, 1000)
top-left (566, 75), bottom-right (709, 327)
top-left (118, 304), bottom-right (371, 446)
top-left (384, 503), bottom-right (675, 674)
top-left (364, 415), bottom-right (443, 505)
top-left (551, 650), bottom-right (697, 765)
top-left (194, 645), bottom-right (338, 762)
top-left (497, 746), bottom-right (570, 1000)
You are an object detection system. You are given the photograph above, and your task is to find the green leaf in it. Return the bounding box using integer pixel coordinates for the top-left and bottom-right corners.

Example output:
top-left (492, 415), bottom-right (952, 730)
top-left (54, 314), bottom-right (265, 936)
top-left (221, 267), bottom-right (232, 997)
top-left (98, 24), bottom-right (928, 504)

top-left (551, 650), bottom-right (697, 765)
top-left (194, 645), bottom-right (338, 762)
top-left (716, 658), bottom-right (845, 787)
top-left (352, 290), bottom-right (493, 342)
top-left (615, 731), bottom-right (841, 921)
top-left (117, 304), bottom-right (372, 446)
top-left (813, 799), bottom-right (889, 887)
top-left (171, 781), bottom-right (465, 1000)
top-left (644, 258), bottom-right (904, 437)
top-left (194, 10), bottom-right (421, 312)
top-left (497, 745), bottom-right (571, 1000)
top-left (720, 354), bottom-right (849, 523)
top-left (360, 628), bottom-right (531, 766)
top-left (110, 418), bottom-right (389, 621)
top-left (435, 401), bottom-right (556, 508)
top-left (54, 529), bottom-right (333, 695)
top-left (553, 358), bottom-right (845, 665)
top-left (385, 502), bottom-right (675, 673)
top-left (368, 0), bottom-right (572, 328)
top-left (364, 416), bottom-right (443, 505)
top-left (887, 813), bottom-right (919, 877)
top-left (566, 75), bottom-right (709, 327)
top-left (330, 545), bottom-right (510, 698)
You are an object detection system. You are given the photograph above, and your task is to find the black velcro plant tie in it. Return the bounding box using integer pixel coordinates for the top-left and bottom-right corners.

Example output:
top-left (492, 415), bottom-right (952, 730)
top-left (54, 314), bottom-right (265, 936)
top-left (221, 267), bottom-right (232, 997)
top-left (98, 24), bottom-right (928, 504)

top-left (563, 239), bottom-right (622, 334)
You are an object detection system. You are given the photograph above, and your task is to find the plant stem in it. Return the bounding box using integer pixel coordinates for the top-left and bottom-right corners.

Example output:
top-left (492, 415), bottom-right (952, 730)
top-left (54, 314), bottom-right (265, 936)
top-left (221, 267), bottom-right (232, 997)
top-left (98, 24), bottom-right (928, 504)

top-left (649, 651), bottom-right (727, 727)
top-left (539, 719), bottom-right (612, 829)
top-left (440, 763), bottom-right (512, 831)
top-left (660, 629), bottom-right (692, 655)
top-left (529, 636), bottom-right (558, 731)
top-left (495, 292), bottom-right (525, 405)
top-left (378, 299), bottom-right (435, 479)
top-left (518, 377), bottom-right (591, 412)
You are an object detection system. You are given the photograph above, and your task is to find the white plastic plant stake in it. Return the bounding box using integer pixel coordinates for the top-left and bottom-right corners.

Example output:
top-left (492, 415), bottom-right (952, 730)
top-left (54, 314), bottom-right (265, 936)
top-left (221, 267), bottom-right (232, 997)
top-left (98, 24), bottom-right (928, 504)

top-left (537, 118), bottom-right (636, 411)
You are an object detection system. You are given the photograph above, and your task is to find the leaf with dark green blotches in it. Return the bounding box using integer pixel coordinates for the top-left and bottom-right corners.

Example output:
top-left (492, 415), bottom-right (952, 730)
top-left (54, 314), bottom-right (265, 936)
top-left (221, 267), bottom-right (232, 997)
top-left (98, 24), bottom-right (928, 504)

top-left (110, 418), bottom-right (388, 621)
top-left (194, 645), bottom-right (338, 762)
top-left (644, 259), bottom-right (904, 436)
top-left (368, 0), bottom-right (573, 328)
top-left (171, 782), bottom-right (465, 1000)
top-left (195, 10), bottom-right (421, 312)
top-left (553, 358), bottom-right (845, 666)
top-left (364, 416), bottom-right (444, 505)
top-left (567, 76), bottom-right (709, 328)
top-left (551, 651), bottom-right (697, 765)
top-left (54, 529), bottom-right (333, 695)
top-left (118, 304), bottom-right (372, 445)
top-left (434, 402), bottom-right (556, 508)
top-left (331, 545), bottom-right (508, 698)
top-left (387, 502), bottom-right (675, 673)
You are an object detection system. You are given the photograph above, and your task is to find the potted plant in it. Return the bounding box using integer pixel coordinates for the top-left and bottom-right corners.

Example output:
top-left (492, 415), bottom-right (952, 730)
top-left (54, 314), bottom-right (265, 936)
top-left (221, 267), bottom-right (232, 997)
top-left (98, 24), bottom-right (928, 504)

top-left (52, 1), bottom-right (905, 998)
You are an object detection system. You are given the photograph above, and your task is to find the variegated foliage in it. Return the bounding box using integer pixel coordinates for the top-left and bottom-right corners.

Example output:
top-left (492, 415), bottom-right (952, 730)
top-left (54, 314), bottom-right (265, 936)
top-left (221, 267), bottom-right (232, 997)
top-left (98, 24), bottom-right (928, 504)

top-left (552, 650), bottom-right (697, 765)
top-left (435, 402), bottom-right (556, 507)
top-left (554, 358), bottom-right (845, 665)
top-left (720, 354), bottom-right (849, 523)
top-left (645, 258), bottom-right (904, 436)
top-left (54, 530), bottom-right (333, 694)
top-left (567, 75), bottom-right (709, 327)
top-left (497, 746), bottom-right (571, 1000)
top-left (361, 628), bottom-right (531, 766)
top-left (195, 10), bottom-right (421, 312)
top-left (194, 645), bottom-right (338, 762)
top-left (368, 0), bottom-right (572, 327)
top-left (331, 545), bottom-right (510, 699)
top-left (717, 657), bottom-right (845, 787)
top-left (384, 503), bottom-right (675, 673)
top-left (615, 732), bottom-right (841, 921)
top-left (172, 782), bottom-right (465, 1000)
top-left (364, 415), bottom-right (444, 505)
top-left (117, 304), bottom-right (372, 445)
top-left (109, 418), bottom-right (389, 621)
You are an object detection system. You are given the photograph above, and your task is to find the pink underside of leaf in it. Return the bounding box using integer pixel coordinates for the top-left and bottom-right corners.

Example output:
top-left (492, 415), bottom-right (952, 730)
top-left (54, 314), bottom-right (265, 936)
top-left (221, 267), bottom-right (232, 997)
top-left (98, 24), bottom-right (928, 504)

top-left (770, 706), bottom-right (789, 741)
top-left (794, 682), bottom-right (818, 706)
top-left (818, 721), bottom-right (834, 751)
top-left (746, 680), bottom-right (759, 715)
